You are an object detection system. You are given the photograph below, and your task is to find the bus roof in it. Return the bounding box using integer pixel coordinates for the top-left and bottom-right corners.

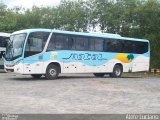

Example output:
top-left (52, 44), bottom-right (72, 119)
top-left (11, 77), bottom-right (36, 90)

top-left (12, 29), bottom-right (149, 42)
top-left (0, 32), bottom-right (11, 37)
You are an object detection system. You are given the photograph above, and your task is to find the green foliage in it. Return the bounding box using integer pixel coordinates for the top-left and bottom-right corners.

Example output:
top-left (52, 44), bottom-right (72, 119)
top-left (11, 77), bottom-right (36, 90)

top-left (56, 0), bottom-right (89, 31)
top-left (0, 0), bottom-right (160, 68)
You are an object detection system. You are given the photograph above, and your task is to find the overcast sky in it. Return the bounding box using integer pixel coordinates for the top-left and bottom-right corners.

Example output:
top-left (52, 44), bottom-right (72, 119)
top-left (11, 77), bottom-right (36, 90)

top-left (3, 0), bottom-right (61, 9)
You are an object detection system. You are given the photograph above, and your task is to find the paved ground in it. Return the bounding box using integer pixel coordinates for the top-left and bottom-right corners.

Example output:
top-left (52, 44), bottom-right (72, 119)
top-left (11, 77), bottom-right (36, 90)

top-left (0, 72), bottom-right (160, 114)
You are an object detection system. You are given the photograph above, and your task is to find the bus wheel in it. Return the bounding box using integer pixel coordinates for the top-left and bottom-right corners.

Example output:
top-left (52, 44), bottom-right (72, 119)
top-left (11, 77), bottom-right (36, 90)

top-left (45, 64), bottom-right (59, 80)
top-left (110, 65), bottom-right (123, 78)
top-left (93, 73), bottom-right (105, 77)
top-left (31, 74), bottom-right (42, 79)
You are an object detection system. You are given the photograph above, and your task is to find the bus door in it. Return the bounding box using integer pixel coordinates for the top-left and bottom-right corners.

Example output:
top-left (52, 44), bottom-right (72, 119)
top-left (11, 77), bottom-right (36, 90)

top-left (24, 38), bottom-right (44, 74)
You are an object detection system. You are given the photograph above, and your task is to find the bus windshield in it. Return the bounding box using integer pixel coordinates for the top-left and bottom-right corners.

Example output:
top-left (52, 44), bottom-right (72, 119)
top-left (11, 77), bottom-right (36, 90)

top-left (5, 33), bottom-right (26, 60)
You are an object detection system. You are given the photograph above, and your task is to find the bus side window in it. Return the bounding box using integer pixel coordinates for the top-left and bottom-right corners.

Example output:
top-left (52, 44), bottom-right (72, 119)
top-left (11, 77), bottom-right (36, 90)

top-left (55, 35), bottom-right (65, 50)
top-left (104, 39), bottom-right (123, 53)
top-left (122, 41), bottom-right (132, 53)
top-left (135, 41), bottom-right (148, 54)
top-left (94, 38), bottom-right (104, 52)
top-left (69, 36), bottom-right (75, 50)
top-left (47, 35), bottom-right (56, 51)
top-left (103, 39), bottom-right (108, 52)
top-left (75, 36), bottom-right (89, 51)
top-left (88, 38), bottom-right (95, 51)
top-left (47, 34), bottom-right (78, 51)
top-left (25, 32), bottom-right (50, 57)
top-left (104, 39), bottom-right (114, 52)
top-left (68, 37), bottom-right (76, 50)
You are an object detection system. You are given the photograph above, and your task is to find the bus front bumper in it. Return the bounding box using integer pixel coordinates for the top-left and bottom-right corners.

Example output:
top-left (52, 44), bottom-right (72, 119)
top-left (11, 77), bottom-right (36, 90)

top-left (4, 63), bottom-right (23, 74)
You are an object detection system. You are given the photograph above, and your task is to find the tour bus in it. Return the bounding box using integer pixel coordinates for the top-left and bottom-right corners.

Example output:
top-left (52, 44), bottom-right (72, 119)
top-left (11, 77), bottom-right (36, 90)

top-left (4, 29), bottom-right (150, 79)
top-left (0, 32), bottom-right (11, 69)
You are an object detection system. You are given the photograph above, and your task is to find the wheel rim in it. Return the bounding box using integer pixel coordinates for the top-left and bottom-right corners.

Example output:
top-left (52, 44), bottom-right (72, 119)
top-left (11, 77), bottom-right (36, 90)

top-left (115, 68), bottom-right (121, 76)
top-left (49, 68), bottom-right (56, 76)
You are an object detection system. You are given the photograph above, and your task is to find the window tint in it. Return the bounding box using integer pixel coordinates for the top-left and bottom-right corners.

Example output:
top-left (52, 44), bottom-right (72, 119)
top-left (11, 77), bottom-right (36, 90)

top-left (26, 38), bottom-right (43, 52)
top-left (68, 37), bottom-right (76, 50)
top-left (0, 37), bottom-right (8, 47)
top-left (104, 39), bottom-right (123, 52)
top-left (75, 37), bottom-right (89, 50)
top-left (47, 35), bottom-right (56, 51)
top-left (123, 41), bottom-right (133, 53)
top-left (104, 38), bottom-right (148, 54)
top-left (47, 34), bottom-right (71, 51)
top-left (55, 35), bottom-right (69, 50)
top-left (47, 34), bottom-right (89, 51)
top-left (95, 38), bottom-right (104, 51)
top-left (121, 40), bottom-right (147, 54)
top-left (25, 32), bottom-right (50, 57)
top-left (134, 41), bottom-right (148, 54)
top-left (88, 38), bottom-right (95, 51)
top-left (56, 35), bottom-right (65, 49)
top-left (47, 33), bottom-right (148, 54)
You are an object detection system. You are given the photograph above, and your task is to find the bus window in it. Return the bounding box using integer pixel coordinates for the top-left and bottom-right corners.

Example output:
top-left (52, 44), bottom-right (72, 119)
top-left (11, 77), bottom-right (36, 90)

top-left (95, 38), bottom-right (104, 51)
top-left (135, 41), bottom-right (148, 54)
top-left (25, 32), bottom-right (50, 57)
top-left (55, 35), bottom-right (67, 50)
top-left (122, 40), bottom-right (148, 54)
top-left (88, 38), bottom-right (95, 51)
top-left (47, 34), bottom-right (56, 51)
top-left (75, 36), bottom-right (89, 51)
top-left (123, 41), bottom-right (133, 53)
top-left (47, 34), bottom-right (71, 51)
top-left (104, 39), bottom-right (123, 53)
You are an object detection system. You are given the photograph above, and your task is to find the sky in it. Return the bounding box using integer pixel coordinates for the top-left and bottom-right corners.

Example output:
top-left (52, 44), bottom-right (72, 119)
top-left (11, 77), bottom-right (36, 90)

top-left (3, 0), bottom-right (61, 9)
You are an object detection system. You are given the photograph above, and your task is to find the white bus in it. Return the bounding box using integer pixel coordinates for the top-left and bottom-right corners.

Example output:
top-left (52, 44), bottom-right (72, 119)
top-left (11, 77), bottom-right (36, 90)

top-left (0, 32), bottom-right (11, 69)
top-left (4, 29), bottom-right (150, 79)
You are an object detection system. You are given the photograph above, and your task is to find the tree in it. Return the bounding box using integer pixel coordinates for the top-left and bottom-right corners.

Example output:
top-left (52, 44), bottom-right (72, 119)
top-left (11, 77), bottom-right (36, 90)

top-left (56, 0), bottom-right (89, 31)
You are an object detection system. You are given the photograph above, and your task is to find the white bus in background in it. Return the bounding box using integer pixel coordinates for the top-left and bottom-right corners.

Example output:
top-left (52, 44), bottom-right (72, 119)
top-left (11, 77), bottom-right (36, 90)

top-left (0, 32), bottom-right (11, 69)
top-left (4, 29), bottom-right (150, 79)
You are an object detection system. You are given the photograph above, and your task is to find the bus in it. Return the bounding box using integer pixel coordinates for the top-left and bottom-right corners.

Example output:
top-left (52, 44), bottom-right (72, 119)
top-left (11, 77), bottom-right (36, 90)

top-left (0, 32), bottom-right (11, 69)
top-left (4, 29), bottom-right (150, 79)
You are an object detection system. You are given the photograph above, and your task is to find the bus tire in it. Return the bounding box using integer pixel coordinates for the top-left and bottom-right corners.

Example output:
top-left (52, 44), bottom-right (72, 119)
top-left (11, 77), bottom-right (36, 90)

top-left (93, 73), bottom-right (105, 77)
top-left (45, 64), bottom-right (59, 80)
top-left (110, 65), bottom-right (123, 78)
top-left (31, 74), bottom-right (42, 79)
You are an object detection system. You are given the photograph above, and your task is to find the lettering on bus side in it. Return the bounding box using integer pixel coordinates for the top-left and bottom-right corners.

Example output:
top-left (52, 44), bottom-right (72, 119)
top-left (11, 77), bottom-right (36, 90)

top-left (63, 53), bottom-right (108, 61)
